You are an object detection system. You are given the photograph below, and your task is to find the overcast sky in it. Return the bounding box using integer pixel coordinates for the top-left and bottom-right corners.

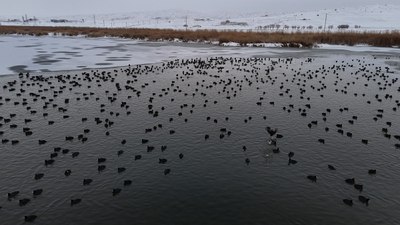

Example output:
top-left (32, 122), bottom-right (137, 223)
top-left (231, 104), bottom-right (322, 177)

top-left (1, 0), bottom-right (398, 17)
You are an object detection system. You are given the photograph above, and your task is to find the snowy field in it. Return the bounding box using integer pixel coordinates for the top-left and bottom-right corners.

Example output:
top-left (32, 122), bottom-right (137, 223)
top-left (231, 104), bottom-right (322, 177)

top-left (1, 4), bottom-right (400, 32)
top-left (1, 35), bottom-right (400, 76)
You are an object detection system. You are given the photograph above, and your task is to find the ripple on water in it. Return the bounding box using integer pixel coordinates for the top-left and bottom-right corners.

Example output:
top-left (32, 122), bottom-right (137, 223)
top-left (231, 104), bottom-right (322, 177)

top-left (0, 56), bottom-right (399, 225)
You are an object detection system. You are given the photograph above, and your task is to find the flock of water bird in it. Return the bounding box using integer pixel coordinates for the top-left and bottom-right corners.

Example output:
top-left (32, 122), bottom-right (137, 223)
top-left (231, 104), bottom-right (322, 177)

top-left (0, 55), bottom-right (399, 223)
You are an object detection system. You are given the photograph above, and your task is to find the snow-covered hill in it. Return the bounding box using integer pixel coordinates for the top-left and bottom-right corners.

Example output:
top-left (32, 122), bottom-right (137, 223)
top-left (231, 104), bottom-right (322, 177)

top-left (1, 4), bottom-right (399, 32)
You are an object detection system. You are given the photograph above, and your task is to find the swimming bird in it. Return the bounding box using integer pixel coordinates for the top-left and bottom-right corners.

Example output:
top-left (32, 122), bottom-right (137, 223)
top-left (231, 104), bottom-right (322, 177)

top-left (34, 173), bottom-right (44, 180)
top-left (124, 180), bottom-right (132, 186)
top-left (354, 184), bottom-right (363, 192)
top-left (343, 199), bottom-right (353, 206)
top-left (19, 198), bottom-right (30, 206)
top-left (45, 159), bottom-right (54, 166)
top-left (358, 195), bottom-right (370, 206)
top-left (71, 199), bottom-right (81, 206)
top-left (65, 170), bottom-right (72, 176)
top-left (345, 178), bottom-right (355, 185)
top-left (8, 191), bottom-right (19, 199)
top-left (272, 148), bottom-right (280, 153)
top-left (307, 175), bottom-right (317, 182)
top-left (33, 189), bottom-right (43, 196)
top-left (24, 215), bottom-right (37, 222)
top-left (98, 165), bottom-right (106, 172)
top-left (83, 179), bottom-right (93, 185)
top-left (118, 167), bottom-right (126, 173)
top-left (288, 159), bottom-right (297, 165)
top-left (113, 188), bottom-right (122, 196)
top-left (268, 139), bottom-right (277, 146)
top-left (266, 127), bottom-right (277, 136)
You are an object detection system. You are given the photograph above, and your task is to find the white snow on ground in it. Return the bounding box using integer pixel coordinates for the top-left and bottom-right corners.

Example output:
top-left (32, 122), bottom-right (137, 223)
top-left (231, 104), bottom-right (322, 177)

top-left (1, 35), bottom-right (400, 76)
top-left (1, 4), bottom-right (400, 32)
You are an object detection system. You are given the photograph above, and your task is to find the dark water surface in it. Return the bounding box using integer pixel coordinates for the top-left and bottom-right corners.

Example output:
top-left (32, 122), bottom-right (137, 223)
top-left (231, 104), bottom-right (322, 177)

top-left (0, 55), bottom-right (399, 225)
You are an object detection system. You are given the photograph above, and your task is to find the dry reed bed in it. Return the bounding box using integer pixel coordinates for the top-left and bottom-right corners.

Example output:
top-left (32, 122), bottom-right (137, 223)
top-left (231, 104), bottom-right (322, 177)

top-left (1, 25), bottom-right (400, 48)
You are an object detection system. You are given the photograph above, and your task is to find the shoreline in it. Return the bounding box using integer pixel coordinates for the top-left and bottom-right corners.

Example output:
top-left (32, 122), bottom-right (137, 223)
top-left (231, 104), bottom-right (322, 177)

top-left (1, 25), bottom-right (400, 48)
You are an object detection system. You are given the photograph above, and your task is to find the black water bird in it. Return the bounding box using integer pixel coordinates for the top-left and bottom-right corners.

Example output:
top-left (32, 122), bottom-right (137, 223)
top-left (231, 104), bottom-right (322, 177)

top-left (124, 180), bottom-right (132, 186)
top-left (288, 159), bottom-right (297, 165)
top-left (33, 189), bottom-right (43, 196)
top-left (24, 215), bottom-right (37, 222)
top-left (328, 165), bottom-right (336, 170)
top-left (98, 165), bottom-right (106, 172)
top-left (307, 175), bottom-right (317, 182)
top-left (358, 196), bottom-right (370, 205)
top-left (354, 184), bottom-right (363, 192)
top-left (83, 179), bottom-right (93, 185)
top-left (34, 173), bottom-right (44, 180)
top-left (345, 178), bottom-right (355, 185)
top-left (266, 127), bottom-right (277, 136)
top-left (65, 170), bottom-right (72, 176)
top-left (343, 199), bottom-right (353, 206)
top-left (19, 198), bottom-right (30, 206)
top-left (8, 191), bottom-right (19, 199)
top-left (71, 199), bottom-right (81, 206)
top-left (98, 158), bottom-right (106, 163)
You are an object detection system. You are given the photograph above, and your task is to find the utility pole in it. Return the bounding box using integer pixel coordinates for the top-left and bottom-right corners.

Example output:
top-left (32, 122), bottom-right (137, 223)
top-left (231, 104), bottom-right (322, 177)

top-left (93, 15), bottom-right (96, 25)
top-left (323, 13), bottom-right (327, 32)
top-left (185, 16), bottom-right (189, 31)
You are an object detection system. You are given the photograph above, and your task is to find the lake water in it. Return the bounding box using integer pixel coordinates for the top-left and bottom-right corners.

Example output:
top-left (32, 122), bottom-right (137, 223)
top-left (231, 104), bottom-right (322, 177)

top-left (0, 48), bottom-right (400, 224)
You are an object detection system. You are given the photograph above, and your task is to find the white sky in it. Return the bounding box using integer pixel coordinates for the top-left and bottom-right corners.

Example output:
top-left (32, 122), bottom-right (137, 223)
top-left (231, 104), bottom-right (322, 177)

top-left (0, 0), bottom-right (398, 16)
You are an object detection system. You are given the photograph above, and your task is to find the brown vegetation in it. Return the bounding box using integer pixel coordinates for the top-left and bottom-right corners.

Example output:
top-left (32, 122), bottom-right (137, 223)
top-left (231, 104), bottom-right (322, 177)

top-left (1, 25), bottom-right (400, 48)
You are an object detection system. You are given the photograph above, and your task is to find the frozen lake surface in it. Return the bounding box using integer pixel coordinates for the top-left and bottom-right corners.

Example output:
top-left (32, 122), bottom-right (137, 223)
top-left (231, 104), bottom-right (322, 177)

top-left (1, 35), bottom-right (400, 76)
